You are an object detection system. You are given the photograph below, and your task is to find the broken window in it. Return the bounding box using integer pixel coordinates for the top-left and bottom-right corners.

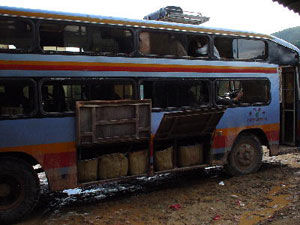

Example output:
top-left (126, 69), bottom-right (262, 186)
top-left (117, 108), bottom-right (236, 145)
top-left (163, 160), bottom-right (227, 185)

top-left (216, 79), bottom-right (270, 106)
top-left (0, 79), bottom-right (36, 118)
top-left (39, 22), bottom-right (133, 55)
top-left (90, 81), bottom-right (134, 100)
top-left (138, 31), bottom-right (220, 58)
top-left (139, 31), bottom-right (188, 57)
top-left (41, 79), bottom-right (134, 113)
top-left (214, 36), bottom-right (266, 60)
top-left (140, 79), bottom-right (209, 109)
top-left (87, 26), bottom-right (133, 55)
top-left (0, 18), bottom-right (33, 52)
top-left (39, 23), bottom-right (88, 52)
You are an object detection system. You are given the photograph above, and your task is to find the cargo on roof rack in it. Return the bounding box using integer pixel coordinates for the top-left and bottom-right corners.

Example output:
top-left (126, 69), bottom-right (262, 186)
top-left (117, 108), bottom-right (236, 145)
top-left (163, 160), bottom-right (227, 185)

top-left (143, 6), bottom-right (210, 25)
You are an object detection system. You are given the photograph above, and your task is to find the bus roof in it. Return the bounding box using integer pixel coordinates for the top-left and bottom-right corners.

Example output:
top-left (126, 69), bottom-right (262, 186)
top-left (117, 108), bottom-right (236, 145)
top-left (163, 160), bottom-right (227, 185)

top-left (0, 5), bottom-right (299, 54)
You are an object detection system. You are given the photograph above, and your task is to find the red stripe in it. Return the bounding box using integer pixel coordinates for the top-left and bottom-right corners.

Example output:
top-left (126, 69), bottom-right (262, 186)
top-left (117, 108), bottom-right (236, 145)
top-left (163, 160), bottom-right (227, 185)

top-left (212, 135), bottom-right (226, 149)
top-left (43, 151), bottom-right (76, 169)
top-left (212, 130), bottom-right (279, 149)
top-left (266, 130), bottom-right (279, 142)
top-left (0, 64), bottom-right (277, 74)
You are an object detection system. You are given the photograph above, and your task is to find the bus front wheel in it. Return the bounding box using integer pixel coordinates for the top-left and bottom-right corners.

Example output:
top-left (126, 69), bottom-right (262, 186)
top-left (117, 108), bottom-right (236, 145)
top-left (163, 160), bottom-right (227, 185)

top-left (225, 134), bottom-right (263, 176)
top-left (0, 157), bottom-right (40, 224)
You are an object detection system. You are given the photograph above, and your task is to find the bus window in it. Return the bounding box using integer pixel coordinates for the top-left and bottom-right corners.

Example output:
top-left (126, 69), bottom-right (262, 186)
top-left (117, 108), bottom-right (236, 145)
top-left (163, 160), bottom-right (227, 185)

top-left (214, 36), bottom-right (266, 60)
top-left (39, 23), bottom-right (88, 53)
top-left (216, 79), bottom-right (270, 105)
top-left (241, 80), bottom-right (270, 103)
top-left (233, 39), bottom-right (266, 60)
top-left (88, 26), bottom-right (133, 55)
top-left (41, 79), bottom-right (134, 113)
top-left (139, 31), bottom-right (187, 57)
top-left (41, 81), bottom-right (88, 112)
top-left (141, 79), bottom-right (209, 109)
top-left (39, 22), bottom-right (133, 55)
top-left (0, 79), bottom-right (36, 117)
top-left (90, 81), bottom-right (134, 100)
top-left (0, 18), bottom-right (33, 52)
top-left (214, 37), bottom-right (234, 59)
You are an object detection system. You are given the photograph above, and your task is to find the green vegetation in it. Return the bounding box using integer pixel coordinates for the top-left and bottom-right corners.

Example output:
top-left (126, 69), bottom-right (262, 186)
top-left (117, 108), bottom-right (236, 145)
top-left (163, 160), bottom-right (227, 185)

top-left (272, 26), bottom-right (300, 49)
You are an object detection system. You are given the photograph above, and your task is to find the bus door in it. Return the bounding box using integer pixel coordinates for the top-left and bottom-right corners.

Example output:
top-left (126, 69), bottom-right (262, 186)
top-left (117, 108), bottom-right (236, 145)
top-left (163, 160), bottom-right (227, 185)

top-left (280, 66), bottom-right (297, 145)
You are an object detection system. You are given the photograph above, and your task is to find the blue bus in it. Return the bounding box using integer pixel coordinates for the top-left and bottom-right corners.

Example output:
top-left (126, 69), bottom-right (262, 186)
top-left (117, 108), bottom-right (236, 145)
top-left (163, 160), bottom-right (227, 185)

top-left (0, 6), bottom-right (299, 223)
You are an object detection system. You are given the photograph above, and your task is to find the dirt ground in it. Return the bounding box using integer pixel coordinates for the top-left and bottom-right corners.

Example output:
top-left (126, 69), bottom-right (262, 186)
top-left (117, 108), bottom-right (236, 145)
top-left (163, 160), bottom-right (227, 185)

top-left (18, 149), bottom-right (300, 225)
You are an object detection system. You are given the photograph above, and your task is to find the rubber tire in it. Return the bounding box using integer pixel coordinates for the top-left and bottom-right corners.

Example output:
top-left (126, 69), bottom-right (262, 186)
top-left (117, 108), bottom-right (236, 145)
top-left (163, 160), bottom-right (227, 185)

top-left (0, 157), bottom-right (40, 224)
top-left (225, 134), bottom-right (263, 176)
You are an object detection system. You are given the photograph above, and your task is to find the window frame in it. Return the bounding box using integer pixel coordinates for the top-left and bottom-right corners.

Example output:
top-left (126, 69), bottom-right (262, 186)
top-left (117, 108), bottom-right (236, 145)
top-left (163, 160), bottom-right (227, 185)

top-left (39, 77), bottom-right (137, 116)
top-left (37, 20), bottom-right (135, 56)
top-left (232, 38), bottom-right (268, 61)
top-left (139, 78), bottom-right (212, 111)
top-left (137, 29), bottom-right (212, 60)
top-left (213, 35), bottom-right (268, 62)
top-left (214, 78), bottom-right (271, 107)
top-left (0, 16), bottom-right (35, 53)
top-left (0, 78), bottom-right (38, 120)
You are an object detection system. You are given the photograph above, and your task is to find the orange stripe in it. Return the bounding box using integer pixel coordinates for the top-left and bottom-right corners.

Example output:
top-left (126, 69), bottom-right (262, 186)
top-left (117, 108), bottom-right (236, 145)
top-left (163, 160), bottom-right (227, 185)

top-left (215, 123), bottom-right (280, 135)
top-left (0, 60), bottom-right (277, 73)
top-left (0, 142), bottom-right (76, 155)
top-left (0, 8), bottom-right (271, 39)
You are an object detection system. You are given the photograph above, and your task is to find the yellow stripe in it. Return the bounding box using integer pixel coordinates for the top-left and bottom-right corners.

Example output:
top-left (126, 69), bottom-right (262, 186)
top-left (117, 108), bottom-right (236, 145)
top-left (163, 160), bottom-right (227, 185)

top-left (0, 8), bottom-right (271, 39)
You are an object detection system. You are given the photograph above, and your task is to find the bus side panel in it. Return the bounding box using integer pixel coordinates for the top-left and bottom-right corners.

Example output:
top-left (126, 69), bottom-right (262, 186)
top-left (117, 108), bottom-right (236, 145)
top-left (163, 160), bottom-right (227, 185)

top-left (0, 117), bottom-right (78, 191)
top-left (211, 73), bottom-right (280, 163)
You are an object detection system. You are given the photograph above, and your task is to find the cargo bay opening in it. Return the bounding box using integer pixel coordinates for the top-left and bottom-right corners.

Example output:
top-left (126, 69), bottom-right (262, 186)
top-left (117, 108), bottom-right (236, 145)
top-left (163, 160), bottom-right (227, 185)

top-left (76, 98), bottom-right (225, 183)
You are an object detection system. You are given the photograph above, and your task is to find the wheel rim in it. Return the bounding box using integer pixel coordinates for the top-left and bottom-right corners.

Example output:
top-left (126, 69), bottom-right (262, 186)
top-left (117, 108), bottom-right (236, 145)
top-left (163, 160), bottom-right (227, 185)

top-left (233, 143), bottom-right (256, 170)
top-left (0, 174), bottom-right (24, 210)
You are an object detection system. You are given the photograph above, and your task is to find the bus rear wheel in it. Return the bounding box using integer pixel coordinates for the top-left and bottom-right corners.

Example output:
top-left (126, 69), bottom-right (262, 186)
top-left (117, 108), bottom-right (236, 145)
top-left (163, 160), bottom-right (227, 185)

top-left (0, 157), bottom-right (40, 224)
top-left (225, 134), bottom-right (263, 176)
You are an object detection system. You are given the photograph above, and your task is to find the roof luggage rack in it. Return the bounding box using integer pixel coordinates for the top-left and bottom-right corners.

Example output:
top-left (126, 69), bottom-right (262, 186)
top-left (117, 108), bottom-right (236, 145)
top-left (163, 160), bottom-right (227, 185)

top-left (143, 6), bottom-right (209, 25)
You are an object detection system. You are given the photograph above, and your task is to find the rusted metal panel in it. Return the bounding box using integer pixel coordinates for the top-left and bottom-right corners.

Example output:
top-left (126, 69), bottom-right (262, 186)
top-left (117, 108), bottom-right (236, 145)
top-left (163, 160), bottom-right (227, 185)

top-left (76, 100), bottom-right (151, 146)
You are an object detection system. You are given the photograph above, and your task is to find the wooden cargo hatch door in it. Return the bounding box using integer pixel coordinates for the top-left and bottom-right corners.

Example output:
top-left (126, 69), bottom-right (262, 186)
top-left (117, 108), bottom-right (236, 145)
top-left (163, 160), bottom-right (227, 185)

top-left (76, 100), bottom-right (151, 146)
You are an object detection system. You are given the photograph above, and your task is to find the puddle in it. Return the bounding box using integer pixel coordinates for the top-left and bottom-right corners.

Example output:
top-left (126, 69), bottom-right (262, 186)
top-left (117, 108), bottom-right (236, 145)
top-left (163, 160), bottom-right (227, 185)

top-left (239, 185), bottom-right (291, 225)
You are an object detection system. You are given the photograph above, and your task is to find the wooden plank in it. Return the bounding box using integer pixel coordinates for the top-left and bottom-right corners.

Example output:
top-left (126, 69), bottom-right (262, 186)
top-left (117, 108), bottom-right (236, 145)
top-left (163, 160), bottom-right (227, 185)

top-left (80, 132), bottom-right (93, 136)
top-left (95, 118), bottom-right (137, 126)
top-left (76, 99), bottom-right (151, 146)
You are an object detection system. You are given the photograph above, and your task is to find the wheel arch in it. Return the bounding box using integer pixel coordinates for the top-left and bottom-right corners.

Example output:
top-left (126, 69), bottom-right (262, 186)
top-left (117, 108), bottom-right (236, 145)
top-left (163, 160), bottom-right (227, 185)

top-left (0, 152), bottom-right (42, 171)
top-left (235, 128), bottom-right (269, 149)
